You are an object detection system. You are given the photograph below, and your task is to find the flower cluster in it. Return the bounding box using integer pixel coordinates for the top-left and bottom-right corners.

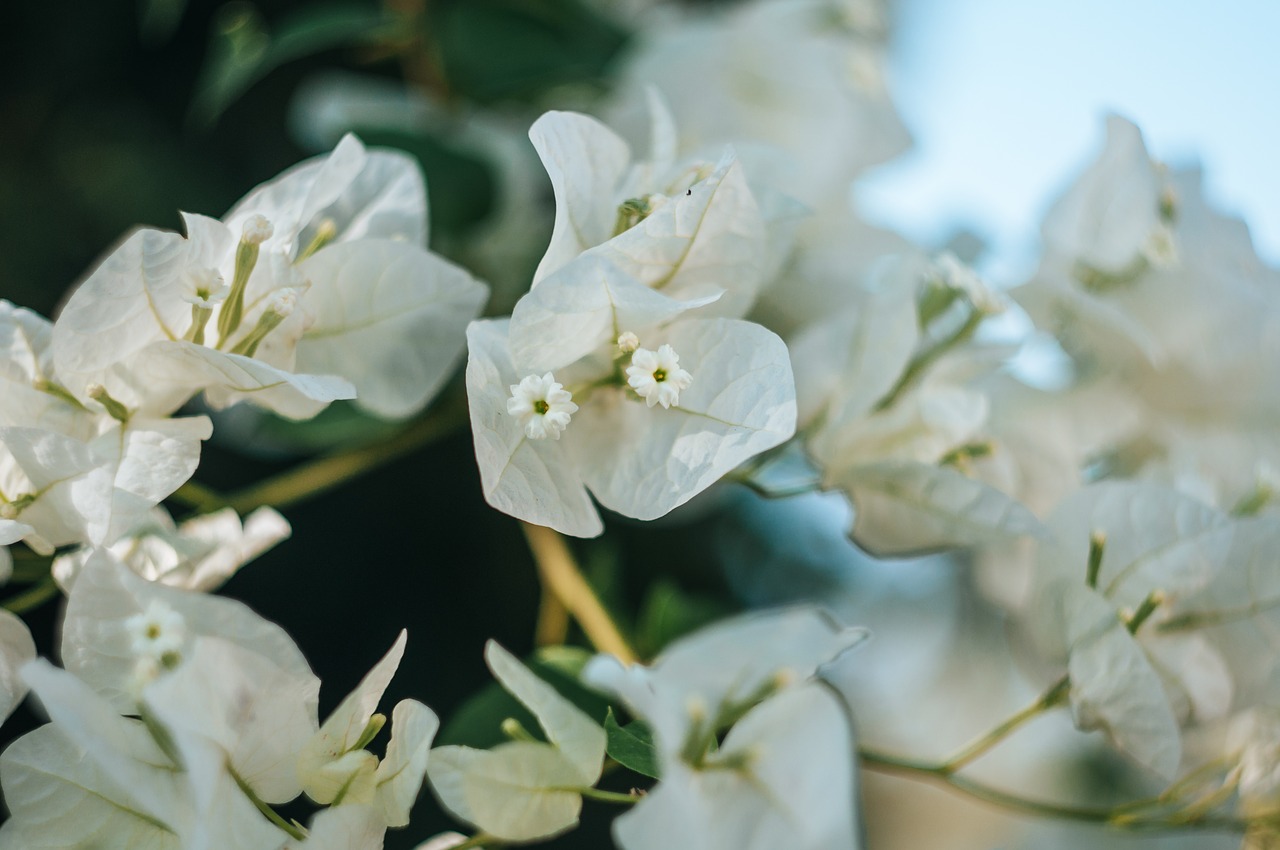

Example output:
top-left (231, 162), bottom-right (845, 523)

top-left (1, 0), bottom-right (1278, 847)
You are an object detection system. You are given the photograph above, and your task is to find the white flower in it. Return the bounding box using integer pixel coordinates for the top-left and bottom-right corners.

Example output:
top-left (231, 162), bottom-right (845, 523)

top-left (627, 344), bottom-right (693, 409)
top-left (467, 262), bottom-right (796, 538)
top-left (506, 373), bottom-right (579, 440)
top-left (51, 134), bottom-right (488, 422)
top-left (428, 642), bottom-right (606, 842)
top-left (583, 608), bottom-right (866, 850)
top-left (180, 267), bottom-right (229, 308)
top-left (124, 598), bottom-right (187, 663)
top-left (932, 251), bottom-right (1004, 315)
top-left (528, 107), bottom-right (768, 319)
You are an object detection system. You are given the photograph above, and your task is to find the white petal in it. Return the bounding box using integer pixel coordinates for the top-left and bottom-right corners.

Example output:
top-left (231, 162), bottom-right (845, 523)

top-left (143, 637), bottom-right (321, 804)
top-left (1057, 583), bottom-right (1182, 779)
top-left (613, 683), bottom-right (858, 850)
top-left (61, 550), bottom-right (314, 713)
top-left (594, 153), bottom-right (766, 318)
top-left (1041, 481), bottom-right (1233, 610)
top-left (140, 340), bottom-right (356, 420)
top-left (584, 607), bottom-right (864, 757)
top-left (313, 148), bottom-right (429, 246)
top-left (52, 228), bottom-right (190, 379)
top-left (569, 318), bottom-right (795, 521)
top-left (299, 631), bottom-right (406, 804)
top-left (0, 609), bottom-right (36, 723)
top-left (427, 742), bottom-right (588, 842)
top-left (833, 460), bottom-right (1048, 558)
top-left (225, 134), bottom-right (368, 256)
top-left (529, 111), bottom-right (632, 285)
top-left (485, 642), bottom-right (604, 781)
top-left (789, 272), bottom-right (919, 429)
top-left (0, 723), bottom-right (182, 850)
top-left (287, 804), bottom-right (386, 850)
top-left (1041, 115), bottom-right (1164, 275)
top-left (465, 320), bottom-right (602, 537)
top-left (295, 239), bottom-right (487, 419)
top-left (375, 699), bottom-right (440, 827)
top-left (509, 255), bottom-right (719, 373)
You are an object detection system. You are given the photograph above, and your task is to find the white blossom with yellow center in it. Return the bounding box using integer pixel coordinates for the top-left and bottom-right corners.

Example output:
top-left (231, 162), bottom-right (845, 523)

top-left (506, 373), bottom-right (578, 440)
top-left (626, 344), bottom-right (693, 409)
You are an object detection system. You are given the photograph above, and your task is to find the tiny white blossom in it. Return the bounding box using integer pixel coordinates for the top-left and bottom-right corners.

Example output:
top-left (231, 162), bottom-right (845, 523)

top-left (180, 267), bottom-right (228, 308)
top-left (506, 373), bottom-right (578, 440)
top-left (627, 344), bottom-right (693, 409)
top-left (241, 213), bottom-right (274, 245)
top-left (934, 252), bottom-right (1004, 315)
top-left (124, 598), bottom-right (186, 663)
top-left (617, 331), bottom-right (640, 353)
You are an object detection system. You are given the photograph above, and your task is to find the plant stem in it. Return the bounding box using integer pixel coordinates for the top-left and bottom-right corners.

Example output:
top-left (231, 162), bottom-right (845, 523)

top-left (575, 786), bottom-right (642, 805)
top-left (520, 523), bottom-right (638, 665)
top-left (858, 747), bottom-right (1249, 833)
top-left (228, 765), bottom-right (306, 840)
top-left (940, 675), bottom-right (1069, 772)
top-left (2, 574), bottom-right (59, 615)
top-left (171, 399), bottom-right (466, 515)
top-left (534, 582), bottom-right (570, 648)
top-left (451, 834), bottom-right (498, 850)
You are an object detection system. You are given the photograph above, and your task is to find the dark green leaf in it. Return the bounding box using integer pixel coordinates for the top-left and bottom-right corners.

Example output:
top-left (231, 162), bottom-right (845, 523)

top-left (636, 579), bottom-right (734, 658)
top-left (190, 2), bottom-right (403, 127)
top-left (604, 708), bottom-right (660, 779)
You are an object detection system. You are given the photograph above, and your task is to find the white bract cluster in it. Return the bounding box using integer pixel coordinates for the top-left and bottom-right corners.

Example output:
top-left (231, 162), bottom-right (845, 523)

top-left (53, 134), bottom-right (487, 422)
top-left (1, 554), bottom-right (437, 848)
top-left (584, 608), bottom-right (865, 850)
top-left (466, 107), bottom-right (799, 538)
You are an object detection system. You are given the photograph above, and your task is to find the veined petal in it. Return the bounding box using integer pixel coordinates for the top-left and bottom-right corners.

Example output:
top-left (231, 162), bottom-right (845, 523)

top-left (465, 320), bottom-right (601, 538)
top-left (529, 111), bottom-right (633, 285)
top-left (593, 152), bottom-right (766, 318)
top-left (53, 228), bottom-right (190, 380)
top-left (295, 239), bottom-right (487, 420)
top-left (509, 256), bottom-right (719, 373)
top-left (569, 318), bottom-right (795, 521)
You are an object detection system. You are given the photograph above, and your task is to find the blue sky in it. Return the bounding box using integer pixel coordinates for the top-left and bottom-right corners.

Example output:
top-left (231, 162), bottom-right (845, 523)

top-left (857, 0), bottom-right (1280, 283)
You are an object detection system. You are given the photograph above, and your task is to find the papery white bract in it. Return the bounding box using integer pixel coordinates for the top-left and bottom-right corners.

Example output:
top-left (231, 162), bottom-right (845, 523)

top-left (467, 303), bottom-right (796, 537)
top-left (529, 108), bottom-right (768, 318)
top-left (584, 607), bottom-right (865, 850)
top-left (428, 641), bottom-right (606, 842)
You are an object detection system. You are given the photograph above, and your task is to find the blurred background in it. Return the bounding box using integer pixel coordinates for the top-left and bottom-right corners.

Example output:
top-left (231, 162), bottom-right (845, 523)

top-left (1, 1), bottom-right (1273, 847)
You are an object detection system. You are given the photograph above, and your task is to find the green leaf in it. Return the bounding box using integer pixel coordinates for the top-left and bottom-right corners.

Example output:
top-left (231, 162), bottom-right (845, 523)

top-left (636, 578), bottom-right (735, 658)
top-left (434, 0), bottom-right (627, 103)
top-left (603, 709), bottom-right (660, 780)
top-left (190, 2), bottom-right (403, 127)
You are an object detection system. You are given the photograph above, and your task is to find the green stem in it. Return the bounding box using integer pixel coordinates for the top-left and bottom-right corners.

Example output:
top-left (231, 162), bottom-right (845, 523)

top-left (940, 675), bottom-right (1069, 772)
top-left (731, 475), bottom-right (822, 500)
top-left (858, 747), bottom-right (1249, 833)
top-left (521, 523), bottom-right (638, 665)
top-left (2, 575), bottom-right (59, 614)
top-left (171, 398), bottom-right (467, 515)
top-left (574, 786), bottom-right (642, 805)
top-left (877, 312), bottom-right (983, 411)
top-left (228, 764), bottom-right (306, 841)
top-left (450, 834), bottom-right (498, 850)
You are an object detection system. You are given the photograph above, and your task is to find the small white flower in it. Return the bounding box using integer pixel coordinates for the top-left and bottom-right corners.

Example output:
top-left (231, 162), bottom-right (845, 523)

top-left (617, 331), bottom-right (640, 353)
top-left (241, 214), bottom-right (274, 245)
top-left (124, 598), bottom-right (187, 663)
top-left (181, 267), bottom-right (229, 309)
top-left (627, 344), bottom-right (693, 409)
top-left (506, 373), bottom-right (578, 440)
top-left (934, 252), bottom-right (1004, 315)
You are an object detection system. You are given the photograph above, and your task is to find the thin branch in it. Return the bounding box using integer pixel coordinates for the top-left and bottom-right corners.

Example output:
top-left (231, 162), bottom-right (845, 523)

top-left (520, 523), bottom-right (637, 665)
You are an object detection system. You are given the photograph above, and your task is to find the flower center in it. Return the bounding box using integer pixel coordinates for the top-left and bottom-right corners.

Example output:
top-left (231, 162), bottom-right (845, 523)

top-left (534, 400), bottom-right (550, 415)
top-left (653, 369), bottom-right (667, 383)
